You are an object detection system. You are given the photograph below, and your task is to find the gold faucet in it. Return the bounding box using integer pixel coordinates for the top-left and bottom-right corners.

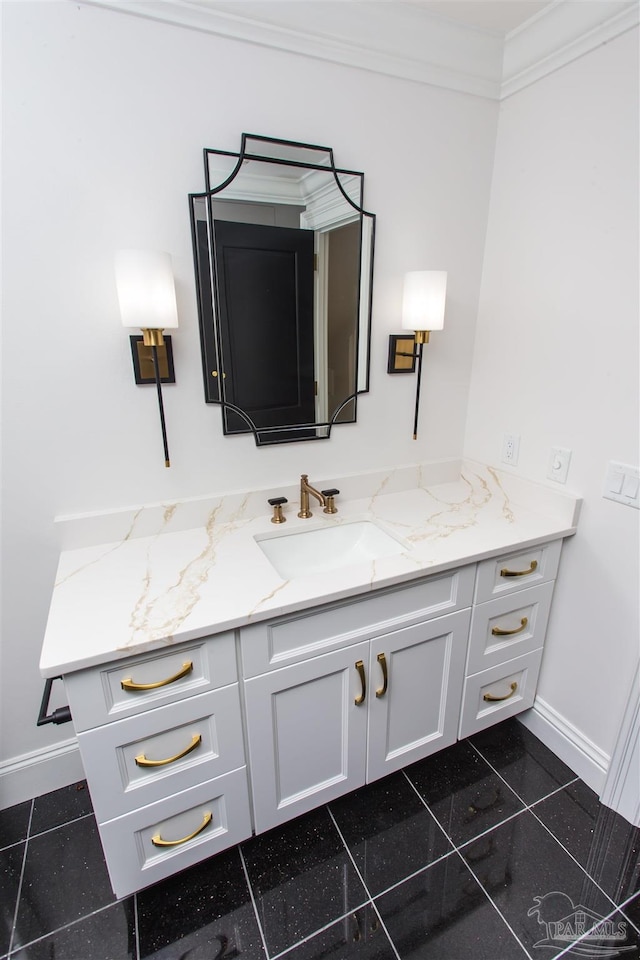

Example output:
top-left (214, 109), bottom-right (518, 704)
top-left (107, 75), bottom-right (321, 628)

top-left (298, 475), bottom-right (326, 518)
top-left (298, 475), bottom-right (339, 518)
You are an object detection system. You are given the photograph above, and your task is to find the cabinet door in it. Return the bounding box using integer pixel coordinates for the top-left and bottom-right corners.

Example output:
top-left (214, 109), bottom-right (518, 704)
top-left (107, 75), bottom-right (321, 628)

top-left (366, 609), bottom-right (471, 783)
top-left (244, 642), bottom-right (369, 833)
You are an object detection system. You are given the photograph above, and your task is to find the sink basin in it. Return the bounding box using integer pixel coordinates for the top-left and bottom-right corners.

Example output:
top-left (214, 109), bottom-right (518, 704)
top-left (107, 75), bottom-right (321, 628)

top-left (255, 520), bottom-right (406, 579)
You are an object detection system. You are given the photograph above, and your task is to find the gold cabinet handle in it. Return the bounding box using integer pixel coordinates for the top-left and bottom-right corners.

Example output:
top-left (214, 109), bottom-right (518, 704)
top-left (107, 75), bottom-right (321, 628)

top-left (491, 617), bottom-right (528, 637)
top-left (151, 811), bottom-right (212, 847)
top-left (376, 653), bottom-right (388, 698)
top-left (500, 559), bottom-right (538, 578)
top-left (354, 660), bottom-right (366, 705)
top-left (121, 660), bottom-right (193, 692)
top-left (135, 733), bottom-right (202, 768)
top-left (483, 681), bottom-right (518, 702)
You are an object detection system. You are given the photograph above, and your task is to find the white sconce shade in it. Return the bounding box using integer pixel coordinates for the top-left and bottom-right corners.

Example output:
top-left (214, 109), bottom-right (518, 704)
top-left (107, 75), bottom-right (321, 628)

top-left (401, 270), bottom-right (447, 332)
top-left (115, 249), bottom-right (179, 330)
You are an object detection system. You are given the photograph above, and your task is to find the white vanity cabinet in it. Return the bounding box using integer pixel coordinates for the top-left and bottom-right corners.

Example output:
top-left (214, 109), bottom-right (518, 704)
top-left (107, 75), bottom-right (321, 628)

top-left (51, 534), bottom-right (567, 897)
top-left (63, 631), bottom-right (252, 899)
top-left (240, 569), bottom-right (474, 833)
top-left (459, 539), bottom-right (562, 737)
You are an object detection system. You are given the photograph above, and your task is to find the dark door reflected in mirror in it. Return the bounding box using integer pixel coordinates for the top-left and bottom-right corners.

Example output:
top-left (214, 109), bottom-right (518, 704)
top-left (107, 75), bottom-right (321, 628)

top-left (189, 134), bottom-right (375, 446)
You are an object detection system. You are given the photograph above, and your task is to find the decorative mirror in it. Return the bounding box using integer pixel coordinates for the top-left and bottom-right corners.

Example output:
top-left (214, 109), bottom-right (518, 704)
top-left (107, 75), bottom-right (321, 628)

top-left (189, 134), bottom-right (375, 445)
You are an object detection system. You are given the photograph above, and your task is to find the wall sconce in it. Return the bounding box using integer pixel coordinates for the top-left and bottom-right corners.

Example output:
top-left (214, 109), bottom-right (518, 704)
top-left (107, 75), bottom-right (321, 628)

top-left (115, 249), bottom-right (178, 467)
top-left (387, 270), bottom-right (447, 439)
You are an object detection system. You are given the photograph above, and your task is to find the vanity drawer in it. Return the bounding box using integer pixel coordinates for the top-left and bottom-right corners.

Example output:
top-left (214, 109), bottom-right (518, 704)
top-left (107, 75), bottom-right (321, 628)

top-left (98, 767), bottom-right (252, 899)
top-left (65, 632), bottom-right (237, 732)
top-left (76, 686), bottom-right (246, 822)
top-left (466, 582), bottom-right (554, 675)
top-left (241, 566), bottom-right (475, 678)
top-left (459, 648), bottom-right (543, 739)
top-left (474, 539), bottom-right (561, 603)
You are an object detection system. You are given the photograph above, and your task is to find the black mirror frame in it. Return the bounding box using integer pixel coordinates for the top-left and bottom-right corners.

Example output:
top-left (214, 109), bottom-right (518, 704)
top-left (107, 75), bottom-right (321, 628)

top-left (188, 133), bottom-right (375, 447)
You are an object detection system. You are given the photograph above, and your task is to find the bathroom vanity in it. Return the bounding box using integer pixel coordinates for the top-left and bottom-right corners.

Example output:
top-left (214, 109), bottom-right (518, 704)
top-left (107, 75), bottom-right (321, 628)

top-left (40, 462), bottom-right (580, 898)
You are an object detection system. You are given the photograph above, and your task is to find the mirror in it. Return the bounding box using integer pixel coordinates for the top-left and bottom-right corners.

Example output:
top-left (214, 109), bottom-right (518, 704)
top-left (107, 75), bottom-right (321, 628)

top-left (189, 134), bottom-right (375, 445)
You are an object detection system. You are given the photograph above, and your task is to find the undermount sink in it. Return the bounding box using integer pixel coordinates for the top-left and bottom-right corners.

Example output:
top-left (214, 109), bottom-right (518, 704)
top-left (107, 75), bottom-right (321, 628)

top-left (255, 520), bottom-right (406, 579)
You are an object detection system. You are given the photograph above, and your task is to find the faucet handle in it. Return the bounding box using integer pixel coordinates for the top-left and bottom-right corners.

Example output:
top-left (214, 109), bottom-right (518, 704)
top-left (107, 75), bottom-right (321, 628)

top-left (268, 497), bottom-right (288, 524)
top-left (321, 488), bottom-right (339, 515)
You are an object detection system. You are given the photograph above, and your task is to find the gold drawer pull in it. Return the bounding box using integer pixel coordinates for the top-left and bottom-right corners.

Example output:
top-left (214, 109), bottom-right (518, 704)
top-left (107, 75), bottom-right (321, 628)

top-left (376, 653), bottom-right (388, 698)
top-left (491, 617), bottom-right (528, 637)
top-left (500, 560), bottom-right (538, 578)
top-left (135, 733), bottom-right (202, 767)
top-left (151, 811), bottom-right (212, 847)
top-left (483, 681), bottom-right (518, 702)
top-left (121, 660), bottom-right (193, 692)
top-left (355, 660), bottom-right (366, 705)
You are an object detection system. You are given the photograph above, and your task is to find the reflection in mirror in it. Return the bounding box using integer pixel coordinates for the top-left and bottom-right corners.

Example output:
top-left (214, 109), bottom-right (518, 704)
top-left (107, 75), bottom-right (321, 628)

top-left (189, 134), bottom-right (375, 445)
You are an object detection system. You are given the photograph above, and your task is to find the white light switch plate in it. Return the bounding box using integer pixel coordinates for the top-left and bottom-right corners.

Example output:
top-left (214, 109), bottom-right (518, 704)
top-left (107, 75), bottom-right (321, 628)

top-left (548, 447), bottom-right (571, 484)
top-left (604, 462), bottom-right (640, 508)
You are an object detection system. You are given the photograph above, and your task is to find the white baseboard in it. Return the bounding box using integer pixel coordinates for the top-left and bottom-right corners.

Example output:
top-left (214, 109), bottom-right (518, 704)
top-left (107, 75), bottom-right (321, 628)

top-left (518, 696), bottom-right (610, 795)
top-left (0, 739), bottom-right (84, 810)
top-left (600, 666), bottom-right (640, 827)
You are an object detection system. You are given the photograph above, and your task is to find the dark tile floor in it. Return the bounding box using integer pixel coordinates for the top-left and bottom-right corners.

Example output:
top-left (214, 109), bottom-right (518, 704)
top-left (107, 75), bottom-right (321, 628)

top-left (2, 719), bottom-right (639, 959)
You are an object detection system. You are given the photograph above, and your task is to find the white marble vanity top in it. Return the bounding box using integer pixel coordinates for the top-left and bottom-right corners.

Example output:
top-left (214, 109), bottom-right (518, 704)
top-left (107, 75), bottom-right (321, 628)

top-left (40, 460), bottom-right (581, 677)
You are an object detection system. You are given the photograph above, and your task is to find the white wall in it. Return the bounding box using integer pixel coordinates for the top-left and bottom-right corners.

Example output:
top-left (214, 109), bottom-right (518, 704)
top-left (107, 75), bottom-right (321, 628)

top-left (465, 27), bottom-right (639, 780)
top-left (0, 2), bottom-right (498, 794)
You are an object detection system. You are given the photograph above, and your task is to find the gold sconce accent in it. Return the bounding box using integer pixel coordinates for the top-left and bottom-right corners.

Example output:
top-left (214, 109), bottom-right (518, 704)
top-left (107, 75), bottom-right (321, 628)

top-left (115, 250), bottom-right (179, 468)
top-left (387, 271), bottom-right (447, 439)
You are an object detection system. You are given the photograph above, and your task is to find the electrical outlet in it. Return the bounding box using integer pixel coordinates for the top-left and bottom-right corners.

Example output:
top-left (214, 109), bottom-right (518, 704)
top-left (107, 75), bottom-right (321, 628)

top-left (502, 433), bottom-right (520, 465)
top-left (548, 447), bottom-right (572, 484)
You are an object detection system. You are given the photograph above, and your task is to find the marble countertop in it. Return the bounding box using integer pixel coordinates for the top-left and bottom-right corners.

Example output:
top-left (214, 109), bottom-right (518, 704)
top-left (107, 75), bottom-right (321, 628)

top-left (40, 461), bottom-right (581, 677)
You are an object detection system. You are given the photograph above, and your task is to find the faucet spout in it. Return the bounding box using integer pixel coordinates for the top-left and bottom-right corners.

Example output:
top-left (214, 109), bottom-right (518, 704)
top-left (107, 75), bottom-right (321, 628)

top-left (298, 474), bottom-right (327, 519)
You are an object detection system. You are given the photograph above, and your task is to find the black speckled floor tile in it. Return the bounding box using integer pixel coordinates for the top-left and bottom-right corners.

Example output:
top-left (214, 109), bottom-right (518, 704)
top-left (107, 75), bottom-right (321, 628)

top-left (405, 740), bottom-right (525, 846)
top-left (10, 901), bottom-right (136, 960)
top-left (0, 803), bottom-right (31, 852)
top-left (622, 892), bottom-right (640, 933)
top-left (375, 851), bottom-right (530, 959)
top-left (29, 782), bottom-right (92, 837)
top-left (137, 846), bottom-right (265, 960)
top-left (241, 806), bottom-right (368, 957)
top-left (11, 815), bottom-right (116, 950)
top-left (5, 737), bottom-right (640, 960)
top-left (281, 904), bottom-right (396, 959)
top-left (533, 779), bottom-right (640, 904)
top-left (470, 719), bottom-right (576, 805)
top-left (330, 772), bottom-right (454, 896)
top-left (1, 843), bottom-right (25, 956)
top-left (459, 809), bottom-right (617, 957)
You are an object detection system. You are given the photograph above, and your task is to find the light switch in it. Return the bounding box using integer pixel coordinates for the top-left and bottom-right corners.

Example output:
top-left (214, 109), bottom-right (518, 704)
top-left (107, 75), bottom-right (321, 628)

top-left (609, 470), bottom-right (625, 495)
top-left (604, 462), bottom-right (640, 508)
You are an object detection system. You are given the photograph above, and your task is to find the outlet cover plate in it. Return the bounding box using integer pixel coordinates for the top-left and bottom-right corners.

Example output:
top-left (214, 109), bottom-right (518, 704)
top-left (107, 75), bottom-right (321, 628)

top-left (502, 433), bottom-right (520, 465)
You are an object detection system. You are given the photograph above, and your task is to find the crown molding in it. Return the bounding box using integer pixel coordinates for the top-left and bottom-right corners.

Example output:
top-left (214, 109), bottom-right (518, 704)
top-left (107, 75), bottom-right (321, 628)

top-left (75, 0), bottom-right (504, 99)
top-left (501, 0), bottom-right (640, 99)
top-left (76, 0), bottom-right (639, 102)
